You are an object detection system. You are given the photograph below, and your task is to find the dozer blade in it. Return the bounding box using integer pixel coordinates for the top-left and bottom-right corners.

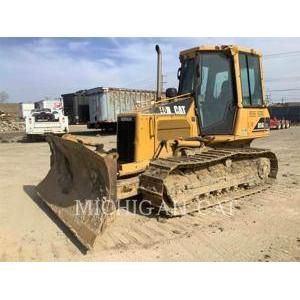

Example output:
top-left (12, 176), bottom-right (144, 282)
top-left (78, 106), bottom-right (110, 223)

top-left (36, 135), bottom-right (117, 250)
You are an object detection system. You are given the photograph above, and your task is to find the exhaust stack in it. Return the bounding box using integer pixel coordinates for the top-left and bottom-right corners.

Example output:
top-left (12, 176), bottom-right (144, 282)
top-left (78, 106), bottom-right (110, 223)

top-left (155, 44), bottom-right (162, 100)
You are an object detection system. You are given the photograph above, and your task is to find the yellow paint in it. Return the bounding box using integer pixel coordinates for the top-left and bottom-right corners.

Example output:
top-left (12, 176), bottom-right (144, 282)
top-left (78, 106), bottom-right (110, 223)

top-left (118, 45), bottom-right (270, 177)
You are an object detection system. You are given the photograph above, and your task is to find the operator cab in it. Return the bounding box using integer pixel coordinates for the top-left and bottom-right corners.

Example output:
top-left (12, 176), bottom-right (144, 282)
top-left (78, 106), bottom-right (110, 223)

top-left (178, 45), bottom-right (265, 135)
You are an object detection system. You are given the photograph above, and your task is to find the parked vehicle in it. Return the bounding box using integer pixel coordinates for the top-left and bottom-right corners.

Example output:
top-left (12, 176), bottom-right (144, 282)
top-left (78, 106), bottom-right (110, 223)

top-left (25, 108), bottom-right (69, 138)
top-left (86, 87), bottom-right (156, 132)
top-left (19, 103), bottom-right (35, 119)
top-left (35, 99), bottom-right (64, 112)
top-left (61, 91), bottom-right (89, 125)
top-left (270, 117), bottom-right (290, 130)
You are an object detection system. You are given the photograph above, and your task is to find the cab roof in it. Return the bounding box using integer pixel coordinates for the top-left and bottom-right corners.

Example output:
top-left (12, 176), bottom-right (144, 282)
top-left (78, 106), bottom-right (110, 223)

top-left (179, 45), bottom-right (262, 57)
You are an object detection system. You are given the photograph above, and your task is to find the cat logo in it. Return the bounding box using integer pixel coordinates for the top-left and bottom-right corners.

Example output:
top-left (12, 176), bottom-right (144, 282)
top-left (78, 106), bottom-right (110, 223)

top-left (174, 105), bottom-right (186, 114)
top-left (159, 105), bottom-right (186, 115)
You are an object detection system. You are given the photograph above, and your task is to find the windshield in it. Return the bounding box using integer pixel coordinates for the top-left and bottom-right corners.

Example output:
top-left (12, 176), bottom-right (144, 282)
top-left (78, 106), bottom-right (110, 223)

top-left (178, 58), bottom-right (195, 94)
top-left (196, 52), bottom-right (236, 134)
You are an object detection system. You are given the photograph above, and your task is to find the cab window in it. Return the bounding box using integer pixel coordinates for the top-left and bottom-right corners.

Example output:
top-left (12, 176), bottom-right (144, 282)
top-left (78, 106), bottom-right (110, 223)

top-left (179, 58), bottom-right (195, 94)
top-left (239, 53), bottom-right (263, 106)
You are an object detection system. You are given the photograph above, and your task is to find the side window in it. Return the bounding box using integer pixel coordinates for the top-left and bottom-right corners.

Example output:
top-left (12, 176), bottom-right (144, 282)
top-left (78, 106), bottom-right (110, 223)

top-left (248, 55), bottom-right (263, 105)
top-left (179, 58), bottom-right (195, 94)
top-left (239, 54), bottom-right (251, 105)
top-left (239, 53), bottom-right (263, 106)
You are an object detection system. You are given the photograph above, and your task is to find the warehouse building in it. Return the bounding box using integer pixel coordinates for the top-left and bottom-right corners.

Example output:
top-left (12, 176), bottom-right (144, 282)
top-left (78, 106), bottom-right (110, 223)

top-left (268, 102), bottom-right (300, 123)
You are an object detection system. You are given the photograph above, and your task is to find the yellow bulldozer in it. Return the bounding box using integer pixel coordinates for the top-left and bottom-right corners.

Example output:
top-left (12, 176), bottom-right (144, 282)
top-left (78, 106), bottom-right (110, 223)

top-left (37, 44), bottom-right (278, 250)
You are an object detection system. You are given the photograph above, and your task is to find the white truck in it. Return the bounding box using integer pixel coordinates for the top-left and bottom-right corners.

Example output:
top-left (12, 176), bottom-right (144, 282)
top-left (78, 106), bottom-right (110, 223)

top-left (35, 99), bottom-right (64, 111)
top-left (19, 103), bottom-right (35, 119)
top-left (25, 108), bottom-right (69, 138)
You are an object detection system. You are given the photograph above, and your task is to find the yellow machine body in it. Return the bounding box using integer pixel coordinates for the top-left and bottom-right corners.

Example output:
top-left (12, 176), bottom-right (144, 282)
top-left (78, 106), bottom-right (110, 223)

top-left (118, 45), bottom-right (271, 178)
top-left (37, 44), bottom-right (276, 249)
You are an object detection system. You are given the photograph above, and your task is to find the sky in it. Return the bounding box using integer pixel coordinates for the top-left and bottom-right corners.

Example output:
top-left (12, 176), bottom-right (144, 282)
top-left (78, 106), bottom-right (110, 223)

top-left (1, 37), bottom-right (300, 103)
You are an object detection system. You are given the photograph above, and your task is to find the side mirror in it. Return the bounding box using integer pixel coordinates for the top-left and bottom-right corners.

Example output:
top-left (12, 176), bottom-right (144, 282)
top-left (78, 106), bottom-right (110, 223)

top-left (166, 88), bottom-right (178, 98)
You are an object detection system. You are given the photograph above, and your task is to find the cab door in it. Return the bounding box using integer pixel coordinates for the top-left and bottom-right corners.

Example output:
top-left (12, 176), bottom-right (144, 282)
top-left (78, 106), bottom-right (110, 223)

top-left (195, 52), bottom-right (237, 135)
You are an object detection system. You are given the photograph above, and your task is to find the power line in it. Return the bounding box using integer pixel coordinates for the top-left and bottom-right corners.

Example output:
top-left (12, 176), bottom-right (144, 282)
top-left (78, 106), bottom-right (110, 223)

top-left (271, 99), bottom-right (300, 102)
top-left (268, 88), bottom-right (300, 92)
top-left (265, 75), bottom-right (300, 82)
top-left (264, 50), bottom-right (300, 57)
top-left (264, 50), bottom-right (300, 60)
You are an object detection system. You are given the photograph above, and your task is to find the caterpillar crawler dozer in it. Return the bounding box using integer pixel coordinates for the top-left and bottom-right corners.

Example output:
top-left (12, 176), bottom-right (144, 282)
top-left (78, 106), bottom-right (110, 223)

top-left (37, 44), bottom-right (278, 250)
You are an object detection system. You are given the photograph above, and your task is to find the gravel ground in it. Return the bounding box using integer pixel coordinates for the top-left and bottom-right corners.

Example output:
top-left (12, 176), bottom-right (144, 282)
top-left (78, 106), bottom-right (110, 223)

top-left (0, 127), bottom-right (299, 261)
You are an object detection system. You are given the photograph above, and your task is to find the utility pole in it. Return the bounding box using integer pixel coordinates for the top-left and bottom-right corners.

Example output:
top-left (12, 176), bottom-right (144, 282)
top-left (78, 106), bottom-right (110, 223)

top-left (162, 74), bottom-right (167, 92)
top-left (266, 93), bottom-right (271, 105)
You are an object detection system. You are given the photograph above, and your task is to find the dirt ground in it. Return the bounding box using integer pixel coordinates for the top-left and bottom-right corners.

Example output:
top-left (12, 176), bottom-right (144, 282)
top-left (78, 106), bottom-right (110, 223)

top-left (0, 127), bottom-right (299, 261)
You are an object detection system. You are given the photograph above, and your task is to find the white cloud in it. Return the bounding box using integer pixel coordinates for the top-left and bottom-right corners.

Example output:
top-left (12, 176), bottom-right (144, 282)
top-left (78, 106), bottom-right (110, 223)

top-left (1, 38), bottom-right (300, 102)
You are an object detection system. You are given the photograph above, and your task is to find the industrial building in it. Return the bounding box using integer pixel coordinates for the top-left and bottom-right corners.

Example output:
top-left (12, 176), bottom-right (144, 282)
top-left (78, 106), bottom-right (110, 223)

top-left (268, 102), bottom-right (300, 123)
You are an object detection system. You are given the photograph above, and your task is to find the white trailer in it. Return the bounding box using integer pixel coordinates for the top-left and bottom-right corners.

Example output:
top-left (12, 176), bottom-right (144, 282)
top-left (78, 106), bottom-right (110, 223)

top-left (86, 87), bottom-right (156, 132)
top-left (25, 109), bottom-right (69, 137)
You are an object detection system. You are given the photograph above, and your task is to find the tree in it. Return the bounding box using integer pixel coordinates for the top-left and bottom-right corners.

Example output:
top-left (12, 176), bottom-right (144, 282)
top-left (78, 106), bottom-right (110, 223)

top-left (0, 91), bottom-right (9, 103)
